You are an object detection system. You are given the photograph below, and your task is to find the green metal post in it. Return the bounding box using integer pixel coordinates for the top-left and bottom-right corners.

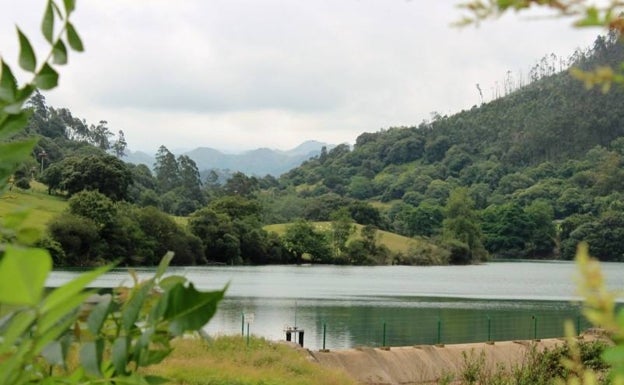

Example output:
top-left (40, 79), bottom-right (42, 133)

top-left (437, 318), bottom-right (441, 344)
top-left (241, 313), bottom-right (245, 336)
top-left (382, 322), bottom-right (387, 347)
top-left (323, 323), bottom-right (327, 350)
top-left (487, 316), bottom-right (491, 341)
top-left (533, 315), bottom-right (537, 340)
top-left (577, 314), bottom-right (581, 336)
top-left (246, 323), bottom-right (250, 346)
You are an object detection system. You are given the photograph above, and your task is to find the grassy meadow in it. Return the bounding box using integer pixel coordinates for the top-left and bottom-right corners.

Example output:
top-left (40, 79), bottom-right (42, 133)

top-left (144, 336), bottom-right (357, 385)
top-left (264, 221), bottom-right (425, 255)
top-left (0, 182), bottom-right (67, 234)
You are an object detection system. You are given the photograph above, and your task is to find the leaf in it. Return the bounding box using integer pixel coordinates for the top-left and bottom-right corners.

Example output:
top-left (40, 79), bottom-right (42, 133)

top-left (164, 282), bottom-right (226, 336)
top-left (159, 275), bottom-right (186, 290)
top-left (87, 294), bottom-right (113, 335)
top-left (41, 0), bottom-right (55, 43)
top-left (17, 28), bottom-right (37, 72)
top-left (52, 39), bottom-right (68, 65)
top-left (41, 341), bottom-right (64, 366)
top-left (155, 251), bottom-right (174, 280)
top-left (66, 22), bottom-right (84, 52)
top-left (111, 336), bottom-right (129, 375)
top-left (37, 290), bottom-right (91, 335)
top-left (0, 112), bottom-right (30, 140)
top-left (80, 340), bottom-right (104, 377)
top-left (0, 60), bottom-right (17, 102)
top-left (0, 309), bottom-right (36, 353)
top-left (63, 0), bottom-right (76, 14)
top-left (41, 264), bottom-right (113, 314)
top-left (35, 63), bottom-right (59, 90)
top-left (602, 345), bottom-right (624, 365)
top-left (143, 375), bottom-right (170, 385)
top-left (122, 282), bottom-right (152, 332)
top-left (0, 246), bottom-right (51, 305)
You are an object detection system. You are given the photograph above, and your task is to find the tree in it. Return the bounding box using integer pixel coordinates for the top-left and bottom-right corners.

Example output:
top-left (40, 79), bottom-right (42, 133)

top-left (154, 145), bottom-right (179, 193)
top-left (0, 4), bottom-right (225, 384)
top-left (224, 171), bottom-right (259, 197)
top-left (442, 188), bottom-right (487, 263)
top-left (329, 208), bottom-right (355, 261)
top-left (282, 219), bottom-right (332, 263)
top-left (111, 129), bottom-right (127, 158)
top-left (68, 190), bottom-right (117, 230)
top-left (457, 1), bottom-right (624, 91)
top-left (188, 207), bottom-right (240, 264)
top-left (89, 120), bottom-right (113, 150)
top-left (48, 213), bottom-right (102, 266)
top-left (61, 154), bottom-right (132, 201)
top-left (177, 154), bottom-right (204, 203)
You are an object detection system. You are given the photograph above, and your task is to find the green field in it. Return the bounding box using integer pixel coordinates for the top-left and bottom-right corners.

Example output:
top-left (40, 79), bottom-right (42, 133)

top-left (0, 182), bottom-right (67, 234)
top-left (264, 221), bottom-right (425, 255)
top-left (145, 336), bottom-right (357, 385)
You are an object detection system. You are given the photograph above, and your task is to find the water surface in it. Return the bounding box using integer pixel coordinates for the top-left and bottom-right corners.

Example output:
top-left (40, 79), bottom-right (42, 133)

top-left (49, 262), bottom-right (624, 350)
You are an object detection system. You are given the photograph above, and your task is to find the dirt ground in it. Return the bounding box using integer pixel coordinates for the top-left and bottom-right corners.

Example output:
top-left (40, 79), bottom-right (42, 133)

top-left (307, 336), bottom-right (600, 385)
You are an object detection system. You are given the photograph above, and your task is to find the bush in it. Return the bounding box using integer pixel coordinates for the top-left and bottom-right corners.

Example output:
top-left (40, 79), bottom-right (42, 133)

top-left (14, 177), bottom-right (31, 190)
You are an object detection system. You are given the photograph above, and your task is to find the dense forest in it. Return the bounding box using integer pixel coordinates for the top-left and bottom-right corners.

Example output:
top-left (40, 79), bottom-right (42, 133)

top-left (14, 33), bottom-right (624, 265)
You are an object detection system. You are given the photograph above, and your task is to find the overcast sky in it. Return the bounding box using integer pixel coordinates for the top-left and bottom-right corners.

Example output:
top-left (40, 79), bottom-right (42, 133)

top-left (0, 1), bottom-right (601, 154)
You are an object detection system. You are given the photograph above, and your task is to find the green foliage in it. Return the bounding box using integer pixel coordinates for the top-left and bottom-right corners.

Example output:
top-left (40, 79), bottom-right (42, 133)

top-left (0, 250), bottom-right (225, 384)
top-left (282, 219), bottom-right (332, 263)
top-left (60, 154), bottom-right (132, 201)
top-left (442, 188), bottom-right (487, 263)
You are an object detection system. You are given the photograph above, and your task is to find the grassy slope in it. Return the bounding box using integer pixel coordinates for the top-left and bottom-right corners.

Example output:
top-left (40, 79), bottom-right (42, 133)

top-left (264, 221), bottom-right (424, 255)
top-left (145, 336), bottom-right (357, 385)
top-left (0, 185), bottom-right (425, 257)
top-left (0, 182), bottom-right (67, 233)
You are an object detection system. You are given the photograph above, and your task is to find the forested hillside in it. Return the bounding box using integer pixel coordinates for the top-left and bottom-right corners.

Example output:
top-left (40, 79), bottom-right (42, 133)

top-left (10, 33), bottom-right (624, 265)
top-left (273, 33), bottom-right (624, 262)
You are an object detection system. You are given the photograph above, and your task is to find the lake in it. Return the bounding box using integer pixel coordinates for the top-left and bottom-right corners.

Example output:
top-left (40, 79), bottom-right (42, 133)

top-left (48, 261), bottom-right (624, 350)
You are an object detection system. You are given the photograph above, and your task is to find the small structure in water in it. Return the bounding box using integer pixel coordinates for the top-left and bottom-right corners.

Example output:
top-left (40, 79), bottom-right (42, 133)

top-left (284, 326), bottom-right (305, 347)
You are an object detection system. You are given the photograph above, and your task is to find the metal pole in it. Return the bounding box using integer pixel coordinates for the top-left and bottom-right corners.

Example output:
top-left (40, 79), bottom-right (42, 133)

top-left (382, 322), bottom-right (387, 347)
top-left (532, 315), bottom-right (537, 340)
top-left (577, 314), bottom-right (581, 336)
top-left (246, 323), bottom-right (250, 346)
top-left (241, 313), bottom-right (245, 336)
top-left (437, 318), bottom-right (441, 345)
top-left (487, 316), bottom-right (491, 341)
top-left (323, 323), bottom-right (327, 350)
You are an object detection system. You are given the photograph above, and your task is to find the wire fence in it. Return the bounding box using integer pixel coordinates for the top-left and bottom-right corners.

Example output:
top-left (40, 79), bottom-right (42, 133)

top-left (287, 310), bottom-right (593, 350)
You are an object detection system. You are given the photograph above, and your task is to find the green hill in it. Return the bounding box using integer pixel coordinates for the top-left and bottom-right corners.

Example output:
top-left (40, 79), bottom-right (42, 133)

top-left (271, 34), bottom-right (624, 262)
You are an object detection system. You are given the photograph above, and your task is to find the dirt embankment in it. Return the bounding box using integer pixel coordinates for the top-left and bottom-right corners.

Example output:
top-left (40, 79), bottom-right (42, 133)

top-left (308, 337), bottom-right (599, 385)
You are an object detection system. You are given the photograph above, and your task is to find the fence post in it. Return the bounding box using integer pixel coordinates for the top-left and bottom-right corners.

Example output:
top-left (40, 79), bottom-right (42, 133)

top-left (241, 313), bottom-right (245, 337)
top-left (382, 321), bottom-right (387, 347)
top-left (577, 314), bottom-right (581, 336)
top-left (246, 322), bottom-right (250, 346)
top-left (437, 318), bottom-right (441, 345)
top-left (323, 323), bottom-right (327, 350)
top-left (487, 316), bottom-right (491, 342)
top-left (532, 315), bottom-right (537, 340)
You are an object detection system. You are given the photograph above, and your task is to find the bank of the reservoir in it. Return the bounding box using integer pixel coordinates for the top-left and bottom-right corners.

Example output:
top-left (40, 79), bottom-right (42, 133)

top-left (308, 334), bottom-right (605, 385)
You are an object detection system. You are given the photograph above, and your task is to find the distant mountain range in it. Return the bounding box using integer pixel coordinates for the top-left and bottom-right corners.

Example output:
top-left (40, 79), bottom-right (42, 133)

top-left (124, 140), bottom-right (335, 176)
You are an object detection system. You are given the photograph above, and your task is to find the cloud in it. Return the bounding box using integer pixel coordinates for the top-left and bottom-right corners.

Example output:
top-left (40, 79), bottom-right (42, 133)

top-left (0, 0), bottom-right (603, 153)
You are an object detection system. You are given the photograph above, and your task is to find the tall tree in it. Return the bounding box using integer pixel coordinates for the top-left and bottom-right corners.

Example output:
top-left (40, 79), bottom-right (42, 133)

top-left (442, 188), bottom-right (487, 264)
top-left (177, 154), bottom-right (204, 203)
top-left (112, 129), bottom-right (128, 158)
top-left (154, 145), bottom-right (179, 193)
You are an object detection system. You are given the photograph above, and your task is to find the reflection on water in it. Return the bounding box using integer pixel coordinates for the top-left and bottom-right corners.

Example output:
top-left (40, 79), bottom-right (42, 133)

top-left (48, 262), bottom-right (624, 350)
top-left (204, 296), bottom-right (586, 350)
